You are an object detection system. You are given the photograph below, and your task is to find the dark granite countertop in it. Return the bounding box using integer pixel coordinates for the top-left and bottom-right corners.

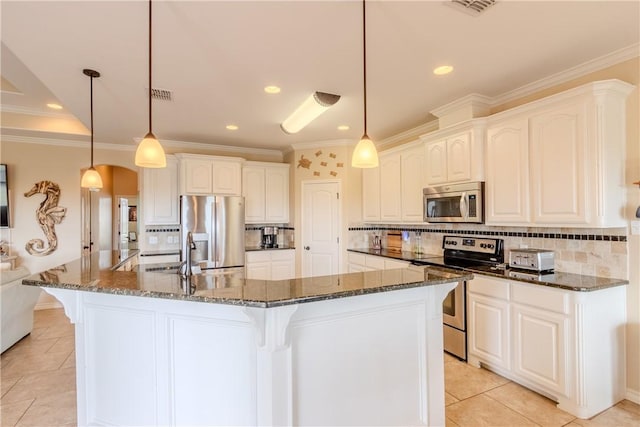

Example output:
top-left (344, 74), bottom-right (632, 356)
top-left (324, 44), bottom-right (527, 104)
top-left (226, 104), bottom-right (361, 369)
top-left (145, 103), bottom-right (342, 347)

top-left (22, 250), bottom-right (472, 308)
top-left (348, 248), bottom-right (628, 292)
top-left (245, 246), bottom-right (295, 251)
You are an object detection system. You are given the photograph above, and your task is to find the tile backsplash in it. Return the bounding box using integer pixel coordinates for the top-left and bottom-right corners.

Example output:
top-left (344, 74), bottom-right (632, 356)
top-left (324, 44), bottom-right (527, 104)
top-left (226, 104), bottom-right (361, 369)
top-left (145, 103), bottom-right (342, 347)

top-left (349, 224), bottom-right (628, 279)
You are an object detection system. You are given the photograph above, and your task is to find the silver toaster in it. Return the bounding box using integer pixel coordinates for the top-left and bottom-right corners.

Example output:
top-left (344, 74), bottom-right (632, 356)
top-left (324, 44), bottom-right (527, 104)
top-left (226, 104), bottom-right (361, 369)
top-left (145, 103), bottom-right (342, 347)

top-left (509, 248), bottom-right (555, 272)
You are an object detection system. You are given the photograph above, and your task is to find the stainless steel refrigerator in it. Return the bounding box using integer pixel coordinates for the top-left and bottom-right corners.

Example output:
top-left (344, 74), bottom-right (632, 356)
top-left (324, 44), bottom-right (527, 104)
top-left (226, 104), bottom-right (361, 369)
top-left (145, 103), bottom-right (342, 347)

top-left (180, 195), bottom-right (245, 270)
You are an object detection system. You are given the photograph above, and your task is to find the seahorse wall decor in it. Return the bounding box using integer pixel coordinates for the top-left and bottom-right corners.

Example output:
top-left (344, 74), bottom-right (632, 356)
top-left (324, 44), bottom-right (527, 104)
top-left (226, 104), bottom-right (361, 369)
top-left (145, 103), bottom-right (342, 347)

top-left (24, 180), bottom-right (67, 256)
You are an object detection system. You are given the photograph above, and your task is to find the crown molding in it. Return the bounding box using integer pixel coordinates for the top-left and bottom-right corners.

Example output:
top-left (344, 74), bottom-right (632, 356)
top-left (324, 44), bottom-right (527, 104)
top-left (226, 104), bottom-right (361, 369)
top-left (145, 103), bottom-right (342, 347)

top-left (492, 42), bottom-right (640, 106)
top-left (289, 139), bottom-right (355, 152)
top-left (1, 134), bottom-right (134, 151)
top-left (377, 121), bottom-right (440, 150)
top-left (430, 93), bottom-right (494, 118)
top-left (144, 137), bottom-right (284, 159)
top-left (0, 104), bottom-right (76, 119)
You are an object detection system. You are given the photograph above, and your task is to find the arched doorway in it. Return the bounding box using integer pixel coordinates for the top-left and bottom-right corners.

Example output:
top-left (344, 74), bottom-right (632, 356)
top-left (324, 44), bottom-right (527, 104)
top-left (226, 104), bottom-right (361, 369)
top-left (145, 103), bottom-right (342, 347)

top-left (81, 165), bottom-right (138, 253)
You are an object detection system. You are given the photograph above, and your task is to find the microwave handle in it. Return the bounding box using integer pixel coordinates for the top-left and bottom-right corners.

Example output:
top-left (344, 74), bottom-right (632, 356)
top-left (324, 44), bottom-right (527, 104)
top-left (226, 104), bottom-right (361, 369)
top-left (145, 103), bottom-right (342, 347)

top-left (460, 192), bottom-right (468, 219)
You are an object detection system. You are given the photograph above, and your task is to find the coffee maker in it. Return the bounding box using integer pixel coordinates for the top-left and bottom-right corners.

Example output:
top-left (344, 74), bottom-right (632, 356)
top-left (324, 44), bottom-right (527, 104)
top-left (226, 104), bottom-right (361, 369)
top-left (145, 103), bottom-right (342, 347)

top-left (261, 226), bottom-right (279, 248)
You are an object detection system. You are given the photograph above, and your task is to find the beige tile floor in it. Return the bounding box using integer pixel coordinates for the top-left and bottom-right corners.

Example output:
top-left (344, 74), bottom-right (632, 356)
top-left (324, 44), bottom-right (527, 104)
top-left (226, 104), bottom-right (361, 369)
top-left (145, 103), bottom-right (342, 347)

top-left (2, 309), bottom-right (639, 426)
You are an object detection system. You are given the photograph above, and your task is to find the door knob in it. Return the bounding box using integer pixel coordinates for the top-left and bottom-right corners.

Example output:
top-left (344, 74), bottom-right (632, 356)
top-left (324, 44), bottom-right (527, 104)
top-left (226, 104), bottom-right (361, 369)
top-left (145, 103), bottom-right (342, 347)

top-left (304, 246), bottom-right (310, 250)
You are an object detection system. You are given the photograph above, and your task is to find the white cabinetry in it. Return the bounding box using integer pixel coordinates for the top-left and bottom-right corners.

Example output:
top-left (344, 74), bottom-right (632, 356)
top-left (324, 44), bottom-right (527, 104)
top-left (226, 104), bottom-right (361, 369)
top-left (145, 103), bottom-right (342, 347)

top-left (420, 121), bottom-right (484, 186)
top-left (245, 250), bottom-right (295, 280)
top-left (176, 153), bottom-right (243, 196)
top-left (485, 119), bottom-right (530, 224)
top-left (362, 141), bottom-right (425, 223)
top-left (467, 276), bottom-right (510, 371)
top-left (242, 162), bottom-right (289, 224)
top-left (467, 274), bottom-right (626, 419)
top-left (485, 79), bottom-right (634, 227)
top-left (140, 155), bottom-right (179, 225)
top-left (379, 152), bottom-right (402, 222)
top-left (347, 252), bottom-right (409, 273)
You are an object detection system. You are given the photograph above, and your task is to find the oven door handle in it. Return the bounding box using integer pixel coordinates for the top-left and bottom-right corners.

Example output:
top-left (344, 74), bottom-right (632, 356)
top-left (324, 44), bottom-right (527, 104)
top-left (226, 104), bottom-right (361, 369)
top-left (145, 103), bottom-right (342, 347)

top-left (459, 192), bottom-right (468, 220)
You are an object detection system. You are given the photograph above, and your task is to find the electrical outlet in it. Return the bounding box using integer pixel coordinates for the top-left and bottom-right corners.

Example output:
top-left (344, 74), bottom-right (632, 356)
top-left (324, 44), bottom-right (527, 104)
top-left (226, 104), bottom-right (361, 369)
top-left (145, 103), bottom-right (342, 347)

top-left (149, 236), bottom-right (158, 245)
top-left (631, 220), bottom-right (640, 235)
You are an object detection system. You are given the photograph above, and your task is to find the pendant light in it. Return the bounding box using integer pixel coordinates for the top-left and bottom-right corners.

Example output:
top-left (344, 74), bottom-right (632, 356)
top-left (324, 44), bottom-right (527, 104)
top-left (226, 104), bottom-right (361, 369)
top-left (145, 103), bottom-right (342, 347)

top-left (351, 0), bottom-right (379, 168)
top-left (80, 69), bottom-right (103, 192)
top-left (135, 0), bottom-right (166, 168)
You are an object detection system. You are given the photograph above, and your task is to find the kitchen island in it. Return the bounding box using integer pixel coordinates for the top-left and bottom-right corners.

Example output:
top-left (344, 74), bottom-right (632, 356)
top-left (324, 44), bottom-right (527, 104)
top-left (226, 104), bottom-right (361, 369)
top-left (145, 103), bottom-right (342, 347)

top-left (23, 250), bottom-right (471, 427)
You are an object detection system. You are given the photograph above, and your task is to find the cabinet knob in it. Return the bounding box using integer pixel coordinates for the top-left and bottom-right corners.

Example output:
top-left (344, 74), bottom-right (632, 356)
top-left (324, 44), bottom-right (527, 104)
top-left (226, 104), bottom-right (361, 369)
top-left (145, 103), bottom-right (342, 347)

top-left (304, 246), bottom-right (310, 250)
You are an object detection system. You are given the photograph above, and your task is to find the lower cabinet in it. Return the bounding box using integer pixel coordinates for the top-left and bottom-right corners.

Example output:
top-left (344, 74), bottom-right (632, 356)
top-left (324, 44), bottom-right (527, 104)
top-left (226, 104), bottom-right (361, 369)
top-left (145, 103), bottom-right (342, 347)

top-left (467, 274), bottom-right (625, 419)
top-left (347, 252), bottom-right (409, 273)
top-left (245, 250), bottom-right (295, 280)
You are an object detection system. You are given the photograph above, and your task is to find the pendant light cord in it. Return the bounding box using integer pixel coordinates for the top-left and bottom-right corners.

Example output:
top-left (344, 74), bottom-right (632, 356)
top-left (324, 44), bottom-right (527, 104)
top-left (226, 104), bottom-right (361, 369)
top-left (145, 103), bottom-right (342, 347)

top-left (148, 0), bottom-right (153, 134)
top-left (90, 74), bottom-right (94, 168)
top-left (362, 0), bottom-right (368, 136)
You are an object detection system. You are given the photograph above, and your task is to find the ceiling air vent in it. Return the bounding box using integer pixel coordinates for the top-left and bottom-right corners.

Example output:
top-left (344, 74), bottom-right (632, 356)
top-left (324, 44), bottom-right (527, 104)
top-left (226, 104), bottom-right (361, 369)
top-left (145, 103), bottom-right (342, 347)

top-left (149, 87), bottom-right (172, 101)
top-left (448, 0), bottom-right (497, 16)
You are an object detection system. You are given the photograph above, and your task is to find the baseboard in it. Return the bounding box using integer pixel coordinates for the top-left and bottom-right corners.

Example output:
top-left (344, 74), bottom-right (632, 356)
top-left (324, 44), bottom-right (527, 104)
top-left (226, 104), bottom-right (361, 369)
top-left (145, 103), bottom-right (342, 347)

top-left (626, 388), bottom-right (640, 404)
top-left (35, 301), bottom-right (62, 310)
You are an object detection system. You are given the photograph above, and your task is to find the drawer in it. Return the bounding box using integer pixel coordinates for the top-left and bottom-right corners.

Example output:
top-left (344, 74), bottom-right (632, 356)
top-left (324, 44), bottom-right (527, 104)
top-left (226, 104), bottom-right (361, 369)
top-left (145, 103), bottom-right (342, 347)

top-left (348, 252), bottom-right (366, 266)
top-left (365, 255), bottom-right (386, 270)
top-left (384, 259), bottom-right (409, 270)
top-left (138, 254), bottom-right (179, 265)
top-left (271, 249), bottom-right (294, 261)
top-left (246, 251), bottom-right (271, 263)
top-left (469, 275), bottom-right (510, 300)
top-left (511, 282), bottom-right (569, 314)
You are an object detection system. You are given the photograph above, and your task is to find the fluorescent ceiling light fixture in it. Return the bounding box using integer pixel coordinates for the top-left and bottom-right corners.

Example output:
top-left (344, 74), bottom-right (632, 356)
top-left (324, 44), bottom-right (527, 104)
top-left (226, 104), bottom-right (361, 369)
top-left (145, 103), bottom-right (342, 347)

top-left (226, 124), bottom-right (239, 130)
top-left (47, 103), bottom-right (63, 110)
top-left (433, 65), bottom-right (454, 75)
top-left (281, 91), bottom-right (340, 134)
top-left (264, 85), bottom-right (281, 94)
top-left (338, 125), bottom-right (350, 131)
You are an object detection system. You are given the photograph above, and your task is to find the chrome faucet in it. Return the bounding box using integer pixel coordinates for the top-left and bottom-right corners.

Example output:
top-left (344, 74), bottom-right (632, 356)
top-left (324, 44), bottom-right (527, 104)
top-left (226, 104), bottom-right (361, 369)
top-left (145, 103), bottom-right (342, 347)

top-left (179, 231), bottom-right (196, 282)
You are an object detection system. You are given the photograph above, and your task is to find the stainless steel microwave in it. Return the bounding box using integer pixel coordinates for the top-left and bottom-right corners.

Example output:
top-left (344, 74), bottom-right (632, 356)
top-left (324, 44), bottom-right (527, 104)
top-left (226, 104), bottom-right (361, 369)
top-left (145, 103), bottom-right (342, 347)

top-left (423, 182), bottom-right (484, 223)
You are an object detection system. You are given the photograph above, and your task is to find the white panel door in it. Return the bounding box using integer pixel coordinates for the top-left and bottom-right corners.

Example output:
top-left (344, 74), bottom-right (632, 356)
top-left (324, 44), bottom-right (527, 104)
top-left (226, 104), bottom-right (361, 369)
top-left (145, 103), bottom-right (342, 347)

top-left (486, 119), bottom-right (530, 224)
top-left (467, 293), bottom-right (510, 370)
top-left (242, 167), bottom-right (266, 223)
top-left (142, 156), bottom-right (179, 225)
top-left (264, 166), bottom-right (289, 223)
top-left (400, 145), bottom-right (426, 221)
top-left (183, 159), bottom-right (213, 194)
top-left (425, 140), bottom-right (447, 185)
top-left (446, 132), bottom-right (472, 182)
top-left (530, 102), bottom-right (588, 224)
top-left (362, 166), bottom-right (381, 222)
top-left (302, 181), bottom-right (340, 278)
top-left (211, 160), bottom-right (241, 195)
top-left (379, 153), bottom-right (401, 221)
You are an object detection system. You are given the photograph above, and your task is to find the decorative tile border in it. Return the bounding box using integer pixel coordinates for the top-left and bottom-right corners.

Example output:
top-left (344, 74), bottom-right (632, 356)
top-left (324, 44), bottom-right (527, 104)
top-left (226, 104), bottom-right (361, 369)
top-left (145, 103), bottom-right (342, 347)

top-left (145, 227), bottom-right (180, 233)
top-left (245, 226), bottom-right (295, 231)
top-left (348, 226), bottom-right (628, 242)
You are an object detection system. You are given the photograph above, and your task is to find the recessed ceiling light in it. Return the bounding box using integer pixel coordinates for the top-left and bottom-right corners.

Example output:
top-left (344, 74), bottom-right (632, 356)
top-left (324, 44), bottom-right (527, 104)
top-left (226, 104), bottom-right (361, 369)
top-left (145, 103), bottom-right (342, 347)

top-left (338, 125), bottom-right (350, 131)
top-left (433, 65), bottom-right (454, 76)
top-left (226, 124), bottom-right (239, 131)
top-left (264, 85), bottom-right (281, 94)
top-left (47, 103), bottom-right (63, 110)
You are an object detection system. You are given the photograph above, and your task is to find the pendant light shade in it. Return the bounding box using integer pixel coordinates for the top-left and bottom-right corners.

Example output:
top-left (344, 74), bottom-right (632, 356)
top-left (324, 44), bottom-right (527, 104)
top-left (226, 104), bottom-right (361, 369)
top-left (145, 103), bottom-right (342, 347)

top-left (81, 68), bottom-right (103, 192)
top-left (352, 0), bottom-right (379, 168)
top-left (135, 0), bottom-right (166, 168)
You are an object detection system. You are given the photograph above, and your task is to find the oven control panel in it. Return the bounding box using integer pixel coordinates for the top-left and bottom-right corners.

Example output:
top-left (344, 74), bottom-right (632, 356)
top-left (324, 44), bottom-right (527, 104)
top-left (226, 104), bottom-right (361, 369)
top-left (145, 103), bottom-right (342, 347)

top-left (442, 236), bottom-right (501, 255)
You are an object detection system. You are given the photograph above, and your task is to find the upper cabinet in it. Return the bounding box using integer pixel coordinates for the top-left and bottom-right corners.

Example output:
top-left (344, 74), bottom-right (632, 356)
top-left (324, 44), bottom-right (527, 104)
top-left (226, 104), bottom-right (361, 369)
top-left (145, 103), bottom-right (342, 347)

top-left (140, 154), bottom-right (179, 225)
top-left (176, 153), bottom-right (243, 196)
top-left (421, 121), bottom-right (485, 186)
top-left (485, 79), bottom-right (634, 228)
top-left (242, 162), bottom-right (290, 224)
top-left (362, 141), bottom-right (426, 223)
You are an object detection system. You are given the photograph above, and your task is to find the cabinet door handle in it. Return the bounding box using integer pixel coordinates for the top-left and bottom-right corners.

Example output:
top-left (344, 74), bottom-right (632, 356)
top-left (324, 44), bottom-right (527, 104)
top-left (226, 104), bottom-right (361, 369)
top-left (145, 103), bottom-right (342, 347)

top-left (304, 246), bottom-right (310, 250)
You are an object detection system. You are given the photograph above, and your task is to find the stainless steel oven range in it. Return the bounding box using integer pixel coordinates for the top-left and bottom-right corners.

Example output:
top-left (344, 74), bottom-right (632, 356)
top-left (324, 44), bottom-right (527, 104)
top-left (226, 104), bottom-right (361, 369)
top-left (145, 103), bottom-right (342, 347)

top-left (412, 235), bottom-right (504, 360)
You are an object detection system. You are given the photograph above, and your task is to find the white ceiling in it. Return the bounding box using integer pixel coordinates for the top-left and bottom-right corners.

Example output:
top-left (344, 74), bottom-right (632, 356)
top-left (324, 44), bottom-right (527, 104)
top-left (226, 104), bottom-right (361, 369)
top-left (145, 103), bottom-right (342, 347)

top-left (1, 1), bottom-right (639, 153)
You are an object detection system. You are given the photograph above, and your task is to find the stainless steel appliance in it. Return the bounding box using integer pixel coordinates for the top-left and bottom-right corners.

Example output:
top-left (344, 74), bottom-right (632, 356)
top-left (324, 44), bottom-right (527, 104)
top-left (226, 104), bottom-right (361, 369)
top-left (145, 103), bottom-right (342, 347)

top-left (180, 195), bottom-right (245, 270)
top-left (411, 235), bottom-right (504, 360)
top-left (261, 226), bottom-right (279, 248)
top-left (423, 181), bottom-right (484, 223)
top-left (509, 248), bottom-right (554, 272)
